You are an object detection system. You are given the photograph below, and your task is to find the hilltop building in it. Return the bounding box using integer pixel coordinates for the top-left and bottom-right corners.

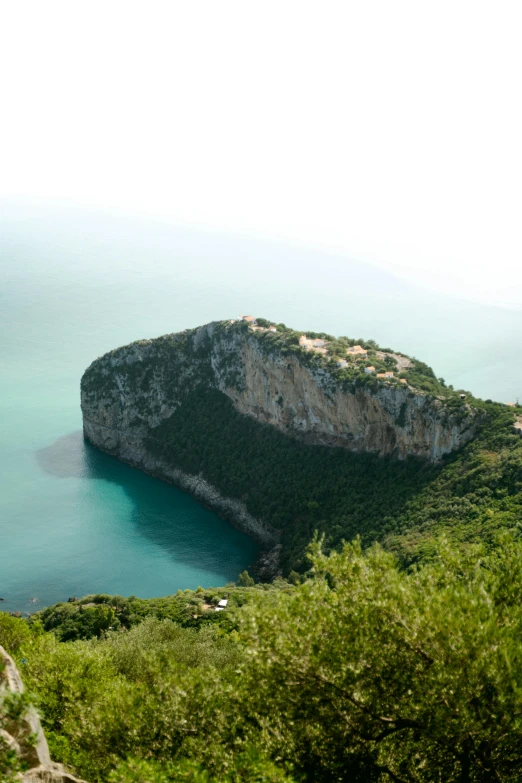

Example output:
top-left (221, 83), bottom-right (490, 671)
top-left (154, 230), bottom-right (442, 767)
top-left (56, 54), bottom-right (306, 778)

top-left (347, 345), bottom-right (368, 358)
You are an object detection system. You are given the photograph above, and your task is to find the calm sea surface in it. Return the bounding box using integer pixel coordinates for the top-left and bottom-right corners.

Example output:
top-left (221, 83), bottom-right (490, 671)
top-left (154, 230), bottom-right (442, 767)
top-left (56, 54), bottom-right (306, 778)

top-left (2, 204), bottom-right (522, 612)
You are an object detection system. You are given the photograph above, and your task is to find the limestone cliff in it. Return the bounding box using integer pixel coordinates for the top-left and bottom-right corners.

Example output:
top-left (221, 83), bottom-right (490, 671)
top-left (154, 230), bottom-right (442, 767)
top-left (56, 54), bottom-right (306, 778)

top-left (81, 320), bottom-right (478, 467)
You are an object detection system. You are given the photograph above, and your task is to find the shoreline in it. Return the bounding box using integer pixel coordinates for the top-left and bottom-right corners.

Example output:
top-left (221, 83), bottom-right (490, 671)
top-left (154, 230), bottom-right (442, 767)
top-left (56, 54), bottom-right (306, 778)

top-left (82, 418), bottom-right (281, 579)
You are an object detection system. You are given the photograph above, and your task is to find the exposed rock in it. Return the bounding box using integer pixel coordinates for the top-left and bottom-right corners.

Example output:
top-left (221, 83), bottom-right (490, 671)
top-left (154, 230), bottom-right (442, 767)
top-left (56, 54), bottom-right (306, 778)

top-left (0, 646), bottom-right (87, 783)
top-left (256, 544), bottom-right (283, 580)
top-left (20, 763), bottom-right (86, 783)
top-left (212, 335), bottom-right (474, 460)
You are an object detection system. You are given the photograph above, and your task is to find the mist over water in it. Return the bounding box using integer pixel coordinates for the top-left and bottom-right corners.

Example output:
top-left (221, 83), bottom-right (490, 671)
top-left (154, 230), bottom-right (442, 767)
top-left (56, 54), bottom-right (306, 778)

top-left (1, 204), bottom-right (521, 612)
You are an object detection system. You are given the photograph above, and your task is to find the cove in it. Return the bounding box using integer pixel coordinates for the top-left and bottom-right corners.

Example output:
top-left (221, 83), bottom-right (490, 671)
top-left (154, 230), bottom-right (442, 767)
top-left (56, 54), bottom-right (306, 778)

top-left (1, 431), bottom-right (258, 614)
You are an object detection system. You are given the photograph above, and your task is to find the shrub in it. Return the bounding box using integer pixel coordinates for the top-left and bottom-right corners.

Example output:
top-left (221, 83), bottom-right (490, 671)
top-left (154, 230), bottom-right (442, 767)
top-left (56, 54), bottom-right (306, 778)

top-left (237, 571), bottom-right (254, 587)
top-left (0, 613), bottom-right (32, 655)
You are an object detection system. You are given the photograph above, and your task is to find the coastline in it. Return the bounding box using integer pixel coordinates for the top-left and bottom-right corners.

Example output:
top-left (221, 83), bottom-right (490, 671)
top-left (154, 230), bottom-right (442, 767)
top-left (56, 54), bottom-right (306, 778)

top-left (82, 417), bottom-right (281, 579)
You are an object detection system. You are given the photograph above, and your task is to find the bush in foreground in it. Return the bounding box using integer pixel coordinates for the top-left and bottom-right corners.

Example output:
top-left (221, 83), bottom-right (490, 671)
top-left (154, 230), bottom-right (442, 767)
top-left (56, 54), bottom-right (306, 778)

top-left (4, 535), bottom-right (522, 781)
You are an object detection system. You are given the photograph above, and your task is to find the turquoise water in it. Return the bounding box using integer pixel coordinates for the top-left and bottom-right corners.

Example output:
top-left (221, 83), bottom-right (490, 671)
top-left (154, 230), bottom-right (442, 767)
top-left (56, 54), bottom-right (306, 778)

top-left (1, 204), bottom-right (522, 613)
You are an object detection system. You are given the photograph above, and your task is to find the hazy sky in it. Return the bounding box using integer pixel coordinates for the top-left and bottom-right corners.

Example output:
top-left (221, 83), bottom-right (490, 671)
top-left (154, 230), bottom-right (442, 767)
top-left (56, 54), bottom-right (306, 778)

top-left (1, 1), bottom-right (521, 308)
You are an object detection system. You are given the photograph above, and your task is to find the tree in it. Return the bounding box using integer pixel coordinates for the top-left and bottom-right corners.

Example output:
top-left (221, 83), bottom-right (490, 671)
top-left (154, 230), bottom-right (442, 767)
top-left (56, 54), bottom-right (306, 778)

top-left (238, 536), bottom-right (522, 781)
top-left (237, 571), bottom-right (254, 587)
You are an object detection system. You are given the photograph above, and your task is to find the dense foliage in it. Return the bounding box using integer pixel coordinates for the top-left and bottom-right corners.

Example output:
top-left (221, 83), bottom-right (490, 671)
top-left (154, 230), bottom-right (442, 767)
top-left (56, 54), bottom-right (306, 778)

top-left (145, 386), bottom-right (522, 573)
top-left (30, 581), bottom-right (289, 643)
top-left (3, 537), bottom-right (522, 782)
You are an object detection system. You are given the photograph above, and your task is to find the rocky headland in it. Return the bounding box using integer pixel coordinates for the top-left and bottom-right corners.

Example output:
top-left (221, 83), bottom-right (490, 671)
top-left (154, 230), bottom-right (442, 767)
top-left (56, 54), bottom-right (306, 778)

top-left (80, 318), bottom-right (479, 567)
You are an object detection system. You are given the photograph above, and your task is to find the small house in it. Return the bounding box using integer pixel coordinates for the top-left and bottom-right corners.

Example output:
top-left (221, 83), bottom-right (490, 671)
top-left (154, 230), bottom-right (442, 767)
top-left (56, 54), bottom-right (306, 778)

top-left (269, 326), bottom-right (277, 332)
top-left (364, 366), bottom-right (375, 374)
top-left (399, 378), bottom-right (407, 384)
top-left (507, 402), bottom-right (516, 407)
top-left (336, 359), bottom-right (347, 368)
top-left (217, 599), bottom-right (228, 608)
top-left (347, 345), bottom-right (368, 358)
top-left (314, 339), bottom-right (325, 348)
top-left (459, 394), bottom-right (466, 400)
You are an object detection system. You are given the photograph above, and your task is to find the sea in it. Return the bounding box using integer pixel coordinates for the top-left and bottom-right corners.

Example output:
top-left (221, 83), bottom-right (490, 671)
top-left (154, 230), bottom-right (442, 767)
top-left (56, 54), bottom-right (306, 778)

top-left (1, 203), bottom-right (522, 613)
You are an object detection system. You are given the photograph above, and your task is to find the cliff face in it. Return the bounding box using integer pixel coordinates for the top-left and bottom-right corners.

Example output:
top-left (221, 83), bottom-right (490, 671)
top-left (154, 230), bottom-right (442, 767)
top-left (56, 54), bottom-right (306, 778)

top-left (212, 335), bottom-right (476, 460)
top-left (81, 321), bottom-right (477, 466)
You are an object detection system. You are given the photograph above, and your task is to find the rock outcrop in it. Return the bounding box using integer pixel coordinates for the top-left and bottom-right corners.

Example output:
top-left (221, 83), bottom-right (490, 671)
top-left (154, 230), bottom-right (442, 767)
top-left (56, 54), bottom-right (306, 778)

top-left (0, 645), bottom-right (87, 782)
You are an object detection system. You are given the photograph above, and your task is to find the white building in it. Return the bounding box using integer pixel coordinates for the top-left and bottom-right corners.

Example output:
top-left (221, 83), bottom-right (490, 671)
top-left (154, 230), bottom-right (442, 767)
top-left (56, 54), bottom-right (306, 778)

top-left (364, 366), bottom-right (376, 374)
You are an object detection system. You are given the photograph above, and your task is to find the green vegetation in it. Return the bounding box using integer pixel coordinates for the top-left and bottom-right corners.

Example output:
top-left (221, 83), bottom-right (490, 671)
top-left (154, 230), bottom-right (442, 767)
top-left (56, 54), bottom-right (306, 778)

top-left (3, 536), bottom-right (522, 781)
top-left (0, 691), bottom-right (27, 783)
top-left (145, 385), bottom-right (522, 573)
top-left (29, 583), bottom-right (290, 643)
